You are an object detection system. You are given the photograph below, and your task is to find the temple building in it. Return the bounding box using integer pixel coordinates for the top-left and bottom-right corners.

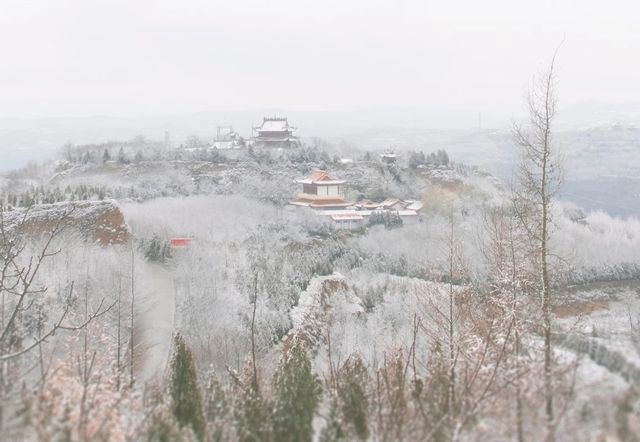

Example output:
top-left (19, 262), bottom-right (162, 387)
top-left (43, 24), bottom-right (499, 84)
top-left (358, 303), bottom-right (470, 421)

top-left (253, 117), bottom-right (299, 148)
top-left (212, 126), bottom-right (244, 149)
top-left (290, 170), bottom-right (351, 209)
top-left (290, 170), bottom-right (424, 229)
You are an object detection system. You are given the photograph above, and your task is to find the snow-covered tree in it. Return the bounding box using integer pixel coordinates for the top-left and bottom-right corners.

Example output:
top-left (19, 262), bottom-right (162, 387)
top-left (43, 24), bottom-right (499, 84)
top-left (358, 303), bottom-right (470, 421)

top-left (169, 334), bottom-right (205, 441)
top-left (272, 337), bottom-right (322, 442)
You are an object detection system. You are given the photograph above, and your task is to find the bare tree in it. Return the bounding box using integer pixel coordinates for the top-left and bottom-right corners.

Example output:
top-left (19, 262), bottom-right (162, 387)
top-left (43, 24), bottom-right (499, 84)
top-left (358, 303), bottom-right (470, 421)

top-left (481, 204), bottom-right (538, 440)
top-left (116, 272), bottom-right (123, 389)
top-left (513, 49), bottom-right (564, 440)
top-left (243, 234), bottom-right (267, 394)
top-left (129, 244), bottom-right (136, 387)
top-left (446, 209), bottom-right (458, 421)
top-left (0, 204), bottom-right (112, 431)
top-left (249, 271), bottom-right (259, 393)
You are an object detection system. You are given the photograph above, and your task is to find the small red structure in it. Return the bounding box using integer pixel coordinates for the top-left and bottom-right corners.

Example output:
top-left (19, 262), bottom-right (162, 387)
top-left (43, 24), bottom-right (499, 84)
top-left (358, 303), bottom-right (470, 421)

top-left (170, 237), bottom-right (192, 249)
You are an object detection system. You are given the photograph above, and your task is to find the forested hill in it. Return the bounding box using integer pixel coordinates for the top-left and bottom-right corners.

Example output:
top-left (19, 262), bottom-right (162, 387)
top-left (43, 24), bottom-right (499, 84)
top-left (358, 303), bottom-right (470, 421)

top-left (0, 137), bottom-right (466, 208)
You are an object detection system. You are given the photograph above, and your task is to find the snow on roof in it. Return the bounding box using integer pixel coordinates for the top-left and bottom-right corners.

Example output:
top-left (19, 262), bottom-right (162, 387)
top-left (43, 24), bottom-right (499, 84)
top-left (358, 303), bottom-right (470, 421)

top-left (355, 199), bottom-right (381, 209)
top-left (255, 117), bottom-right (295, 132)
top-left (309, 170), bottom-right (332, 181)
top-left (290, 197), bottom-right (350, 208)
top-left (309, 201), bottom-right (352, 209)
top-left (380, 198), bottom-right (401, 208)
top-left (396, 210), bottom-right (419, 216)
top-left (289, 200), bottom-right (312, 207)
top-left (331, 213), bottom-right (364, 221)
top-left (405, 201), bottom-right (424, 211)
top-left (296, 170), bottom-right (346, 185)
top-left (316, 209), bottom-right (419, 217)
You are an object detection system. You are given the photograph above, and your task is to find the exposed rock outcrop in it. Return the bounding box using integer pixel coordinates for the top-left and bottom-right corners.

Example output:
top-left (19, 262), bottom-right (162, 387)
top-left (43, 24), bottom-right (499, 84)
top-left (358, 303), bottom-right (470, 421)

top-left (2, 200), bottom-right (129, 245)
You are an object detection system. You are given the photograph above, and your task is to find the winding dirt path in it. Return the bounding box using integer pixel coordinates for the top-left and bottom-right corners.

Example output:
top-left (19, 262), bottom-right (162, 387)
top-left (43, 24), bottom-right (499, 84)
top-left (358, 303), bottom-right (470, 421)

top-left (136, 261), bottom-right (176, 383)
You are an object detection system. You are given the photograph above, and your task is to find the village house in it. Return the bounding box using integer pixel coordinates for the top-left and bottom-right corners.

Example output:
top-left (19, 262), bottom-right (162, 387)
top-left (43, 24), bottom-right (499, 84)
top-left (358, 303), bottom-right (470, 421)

top-left (253, 116), bottom-right (300, 148)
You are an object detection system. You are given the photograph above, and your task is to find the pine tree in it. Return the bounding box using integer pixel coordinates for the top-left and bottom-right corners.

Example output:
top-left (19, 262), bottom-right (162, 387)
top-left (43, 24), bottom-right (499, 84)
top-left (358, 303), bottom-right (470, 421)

top-left (118, 147), bottom-right (128, 164)
top-left (144, 406), bottom-right (197, 442)
top-left (169, 334), bottom-right (205, 441)
top-left (336, 355), bottom-right (369, 441)
top-left (424, 340), bottom-right (451, 439)
top-left (204, 372), bottom-right (228, 442)
top-left (233, 360), bottom-right (271, 442)
top-left (272, 338), bottom-right (322, 442)
top-left (321, 354), bottom-right (370, 441)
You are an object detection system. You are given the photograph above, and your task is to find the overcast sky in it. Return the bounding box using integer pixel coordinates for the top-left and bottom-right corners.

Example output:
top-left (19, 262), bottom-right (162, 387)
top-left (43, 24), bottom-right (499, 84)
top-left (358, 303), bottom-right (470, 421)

top-left (1, 0), bottom-right (639, 118)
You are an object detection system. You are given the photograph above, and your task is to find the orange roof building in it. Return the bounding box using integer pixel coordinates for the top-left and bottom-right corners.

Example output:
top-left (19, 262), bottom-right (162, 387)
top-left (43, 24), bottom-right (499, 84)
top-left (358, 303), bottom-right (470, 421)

top-left (290, 170), bottom-right (423, 228)
top-left (290, 170), bottom-right (352, 209)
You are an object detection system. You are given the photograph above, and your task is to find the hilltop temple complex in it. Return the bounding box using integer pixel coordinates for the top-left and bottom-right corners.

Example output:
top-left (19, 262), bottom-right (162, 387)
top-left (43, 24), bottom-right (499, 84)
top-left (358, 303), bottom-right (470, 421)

top-left (291, 170), bottom-right (423, 229)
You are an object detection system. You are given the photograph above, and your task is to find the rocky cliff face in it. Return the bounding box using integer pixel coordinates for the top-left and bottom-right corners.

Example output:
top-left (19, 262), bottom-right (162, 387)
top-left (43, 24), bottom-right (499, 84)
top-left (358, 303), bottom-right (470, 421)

top-left (2, 200), bottom-right (130, 245)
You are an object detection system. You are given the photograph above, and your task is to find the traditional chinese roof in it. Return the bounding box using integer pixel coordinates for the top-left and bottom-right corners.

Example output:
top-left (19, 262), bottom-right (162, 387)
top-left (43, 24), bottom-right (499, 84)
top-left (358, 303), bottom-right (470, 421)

top-left (315, 209), bottom-right (418, 217)
top-left (254, 117), bottom-right (296, 133)
top-left (309, 201), bottom-right (352, 209)
top-left (296, 170), bottom-right (346, 185)
top-left (380, 198), bottom-right (401, 208)
top-left (291, 196), bottom-right (350, 207)
top-left (405, 201), bottom-right (424, 211)
top-left (354, 199), bottom-right (381, 210)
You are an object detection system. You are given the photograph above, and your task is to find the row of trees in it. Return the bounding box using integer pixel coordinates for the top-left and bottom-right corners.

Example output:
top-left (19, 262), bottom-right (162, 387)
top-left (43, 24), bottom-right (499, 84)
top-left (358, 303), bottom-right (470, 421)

top-left (2, 184), bottom-right (109, 208)
top-left (408, 149), bottom-right (450, 169)
top-left (157, 333), bottom-right (322, 442)
top-left (60, 137), bottom-right (164, 165)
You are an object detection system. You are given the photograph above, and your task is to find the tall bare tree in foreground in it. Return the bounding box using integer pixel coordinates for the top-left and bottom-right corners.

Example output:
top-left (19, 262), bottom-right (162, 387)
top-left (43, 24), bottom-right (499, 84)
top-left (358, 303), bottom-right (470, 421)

top-left (513, 50), bottom-right (563, 440)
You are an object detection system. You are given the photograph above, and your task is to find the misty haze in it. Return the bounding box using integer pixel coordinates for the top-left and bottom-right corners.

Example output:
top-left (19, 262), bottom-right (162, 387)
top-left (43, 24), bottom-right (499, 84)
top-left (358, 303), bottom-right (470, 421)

top-left (1, 1), bottom-right (640, 441)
